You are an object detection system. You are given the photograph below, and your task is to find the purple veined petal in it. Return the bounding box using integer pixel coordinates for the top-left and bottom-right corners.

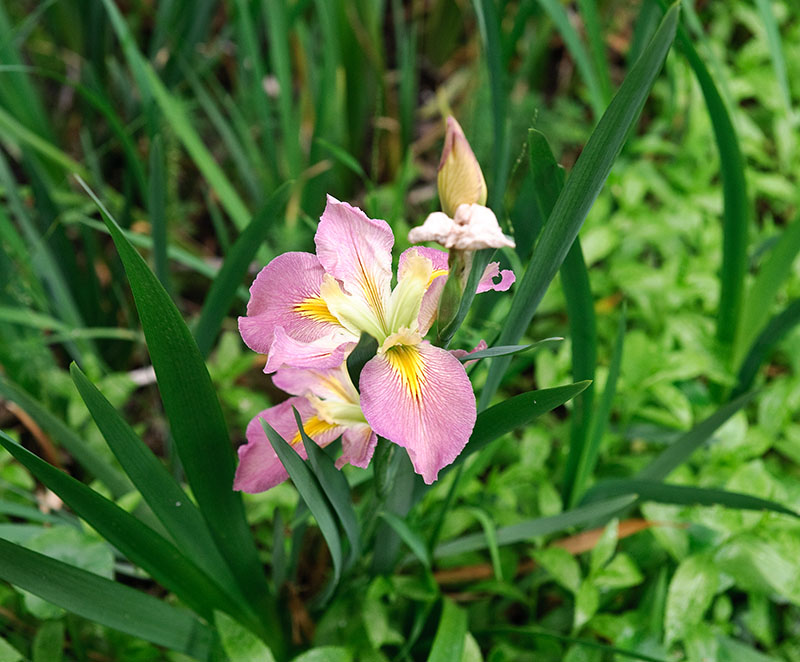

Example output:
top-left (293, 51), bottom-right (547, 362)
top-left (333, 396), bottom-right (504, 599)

top-left (359, 341), bottom-right (476, 484)
top-left (264, 327), bottom-right (357, 373)
top-left (477, 261), bottom-right (516, 293)
top-left (336, 425), bottom-right (378, 470)
top-left (450, 339), bottom-right (488, 367)
top-left (398, 246), bottom-right (449, 336)
top-left (272, 363), bottom-right (360, 403)
top-left (234, 398), bottom-right (344, 493)
top-left (315, 196), bottom-right (394, 324)
top-left (238, 251), bottom-right (348, 355)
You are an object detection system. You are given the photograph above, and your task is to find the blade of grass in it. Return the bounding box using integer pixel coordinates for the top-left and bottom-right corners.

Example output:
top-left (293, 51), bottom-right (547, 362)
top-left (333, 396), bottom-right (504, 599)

top-left (657, 0), bottom-right (750, 363)
top-left (194, 183), bottom-right (291, 357)
top-left (472, 0), bottom-right (509, 210)
top-left (100, 0), bottom-right (253, 231)
top-left (537, 0), bottom-right (607, 119)
top-left (568, 305), bottom-right (626, 507)
top-left (577, 0), bottom-right (612, 104)
top-left (580, 479), bottom-right (799, 518)
top-left (0, 537), bottom-right (213, 659)
top-left (753, 0), bottom-right (793, 118)
top-left (77, 178), bottom-right (279, 645)
top-left (434, 496), bottom-right (636, 558)
top-left (458, 381), bottom-right (591, 464)
top-left (733, 214), bottom-right (800, 368)
top-left (69, 364), bottom-right (242, 598)
top-left (733, 299), bottom-right (800, 397)
top-left (480, 4), bottom-right (679, 406)
top-left (295, 409), bottom-right (361, 568)
top-left (148, 134), bottom-right (170, 293)
top-left (378, 511), bottom-right (431, 570)
top-left (636, 391), bottom-right (757, 481)
top-left (526, 129), bottom-right (598, 503)
top-left (261, 419), bottom-right (343, 599)
top-left (0, 374), bottom-right (131, 497)
top-left (458, 338), bottom-right (563, 362)
top-left (0, 431), bottom-right (255, 628)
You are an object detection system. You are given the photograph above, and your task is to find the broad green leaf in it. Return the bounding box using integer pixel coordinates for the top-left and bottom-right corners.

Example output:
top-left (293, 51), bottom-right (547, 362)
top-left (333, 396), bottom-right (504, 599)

top-left (580, 479), bottom-right (798, 518)
top-left (77, 180), bottom-right (275, 635)
top-left (434, 496), bottom-right (635, 558)
top-left (480, 3), bottom-right (679, 405)
top-left (593, 553), bottom-right (644, 590)
top-left (70, 364), bottom-right (242, 598)
top-left (290, 647), bottom-right (352, 662)
top-left (32, 620), bottom-right (64, 662)
top-left (589, 518), bottom-right (618, 575)
top-left (665, 554), bottom-right (719, 645)
top-left (0, 374), bottom-right (130, 497)
top-left (194, 183), bottom-right (292, 356)
top-left (262, 419), bottom-right (343, 594)
top-left (574, 581), bottom-right (600, 630)
top-left (0, 537), bottom-right (213, 659)
top-left (215, 611), bottom-right (276, 662)
top-left (0, 431), bottom-right (250, 625)
top-left (0, 638), bottom-right (22, 662)
top-left (428, 599), bottom-right (467, 662)
top-left (483, 625), bottom-right (668, 662)
top-left (533, 547), bottom-right (581, 593)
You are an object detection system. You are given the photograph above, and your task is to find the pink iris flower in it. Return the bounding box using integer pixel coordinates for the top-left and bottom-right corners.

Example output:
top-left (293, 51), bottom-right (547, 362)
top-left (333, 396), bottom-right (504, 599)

top-left (238, 196), bottom-right (511, 485)
top-left (234, 363), bottom-right (376, 492)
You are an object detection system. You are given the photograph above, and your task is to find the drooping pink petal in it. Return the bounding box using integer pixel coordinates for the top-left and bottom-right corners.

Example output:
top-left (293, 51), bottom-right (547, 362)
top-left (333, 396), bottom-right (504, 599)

top-left (264, 326), bottom-right (356, 373)
top-left (238, 252), bottom-right (349, 356)
top-left (272, 363), bottom-right (359, 402)
top-left (234, 398), bottom-right (344, 493)
top-left (336, 425), bottom-right (378, 470)
top-left (398, 246), bottom-right (449, 336)
top-left (450, 339), bottom-right (488, 367)
top-left (359, 341), bottom-right (476, 484)
top-left (314, 196), bottom-right (394, 323)
top-left (477, 261), bottom-right (515, 293)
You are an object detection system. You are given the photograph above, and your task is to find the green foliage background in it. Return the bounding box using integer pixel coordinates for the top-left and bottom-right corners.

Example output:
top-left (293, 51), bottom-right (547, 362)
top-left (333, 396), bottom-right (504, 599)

top-left (0, 1), bottom-right (799, 661)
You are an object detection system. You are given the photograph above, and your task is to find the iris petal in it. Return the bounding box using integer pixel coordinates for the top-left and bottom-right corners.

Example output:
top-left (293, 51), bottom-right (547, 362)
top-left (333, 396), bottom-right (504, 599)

top-left (359, 341), bottom-right (476, 484)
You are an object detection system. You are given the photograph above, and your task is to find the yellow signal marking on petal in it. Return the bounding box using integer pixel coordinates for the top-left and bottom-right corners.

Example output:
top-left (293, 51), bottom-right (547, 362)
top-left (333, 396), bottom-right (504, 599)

top-left (386, 345), bottom-right (426, 400)
top-left (291, 416), bottom-right (337, 446)
top-left (427, 268), bottom-right (449, 289)
top-left (294, 296), bottom-right (340, 325)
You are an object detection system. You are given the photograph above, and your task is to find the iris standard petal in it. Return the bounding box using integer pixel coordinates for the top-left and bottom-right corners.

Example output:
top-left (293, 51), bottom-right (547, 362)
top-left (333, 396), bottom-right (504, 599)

top-left (398, 246), bottom-right (449, 335)
top-left (477, 261), bottom-right (515, 293)
top-left (315, 196), bottom-right (394, 329)
top-left (233, 397), bottom-right (343, 493)
top-left (272, 363), bottom-right (360, 403)
top-left (359, 341), bottom-right (476, 484)
top-left (238, 251), bottom-right (349, 355)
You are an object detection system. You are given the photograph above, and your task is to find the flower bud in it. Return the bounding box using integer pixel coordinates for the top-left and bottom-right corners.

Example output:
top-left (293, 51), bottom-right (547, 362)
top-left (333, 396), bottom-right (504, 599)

top-left (437, 116), bottom-right (487, 217)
